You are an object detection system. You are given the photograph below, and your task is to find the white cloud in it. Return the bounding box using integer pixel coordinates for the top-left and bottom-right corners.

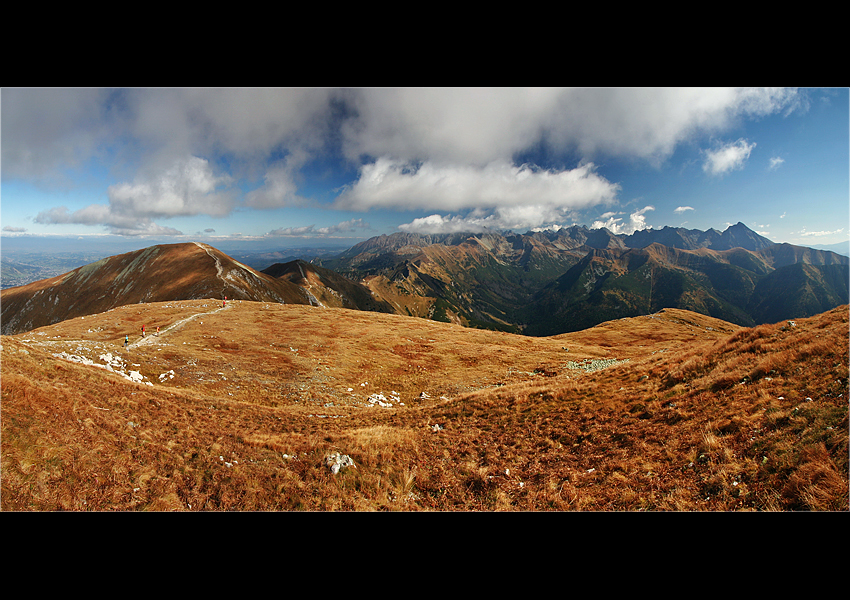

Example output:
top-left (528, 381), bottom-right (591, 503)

top-left (398, 206), bottom-right (574, 234)
top-left (344, 158), bottom-right (621, 234)
top-left (314, 218), bottom-right (370, 235)
top-left (5, 88), bottom-right (804, 181)
top-left (34, 155), bottom-right (235, 235)
top-left (799, 228), bottom-right (844, 237)
top-left (107, 156), bottom-right (235, 218)
top-left (674, 206), bottom-right (694, 214)
top-left (243, 149), bottom-right (317, 209)
top-left (769, 156), bottom-right (785, 170)
top-left (337, 158), bottom-right (619, 216)
top-left (399, 214), bottom-right (492, 234)
top-left (117, 88), bottom-right (336, 178)
top-left (267, 218), bottom-right (370, 237)
top-left (244, 165), bottom-right (311, 209)
top-left (591, 206), bottom-right (655, 235)
top-left (6, 87), bottom-right (810, 237)
top-left (267, 225), bottom-right (316, 237)
top-left (0, 88), bottom-right (115, 183)
top-left (702, 139), bottom-right (756, 175)
top-left (2, 226), bottom-right (27, 232)
top-left (106, 223), bottom-right (185, 237)
top-left (342, 88), bottom-right (803, 167)
top-left (34, 205), bottom-right (184, 236)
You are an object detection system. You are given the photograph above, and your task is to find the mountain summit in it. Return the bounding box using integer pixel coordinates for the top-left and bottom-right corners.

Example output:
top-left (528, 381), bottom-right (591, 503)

top-left (0, 243), bottom-right (312, 335)
top-left (319, 222), bottom-right (848, 334)
top-left (711, 222), bottom-right (775, 251)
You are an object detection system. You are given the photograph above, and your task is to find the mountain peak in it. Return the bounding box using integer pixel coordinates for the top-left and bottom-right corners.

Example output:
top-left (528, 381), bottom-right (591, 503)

top-left (0, 243), bottom-right (311, 335)
top-left (715, 222), bottom-right (773, 251)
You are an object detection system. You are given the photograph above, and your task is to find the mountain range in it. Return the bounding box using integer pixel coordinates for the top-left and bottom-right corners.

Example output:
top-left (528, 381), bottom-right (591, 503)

top-left (316, 222), bottom-right (849, 334)
top-left (1, 222), bottom-right (847, 336)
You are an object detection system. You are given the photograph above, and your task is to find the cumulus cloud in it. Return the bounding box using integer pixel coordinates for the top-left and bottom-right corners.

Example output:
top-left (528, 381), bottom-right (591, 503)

top-left (33, 155), bottom-right (235, 235)
top-left (337, 159), bottom-right (618, 212)
top-left (399, 215), bottom-right (484, 234)
top-left (108, 88), bottom-right (338, 180)
top-left (106, 155), bottom-right (236, 218)
top-left (244, 166), bottom-right (303, 209)
top-left (5, 87), bottom-right (809, 236)
top-left (2, 226), bottom-right (27, 232)
top-left (267, 225), bottom-right (316, 237)
top-left (330, 89), bottom-right (800, 233)
top-left (399, 208), bottom-right (568, 234)
top-left (591, 206), bottom-right (655, 235)
top-left (7, 89), bottom-right (336, 235)
top-left (702, 139), bottom-right (756, 175)
top-left (106, 223), bottom-right (185, 237)
top-left (799, 228), bottom-right (844, 237)
top-left (342, 87), bottom-right (804, 167)
top-left (267, 218), bottom-right (370, 237)
top-left (674, 206), bottom-right (694, 214)
top-left (243, 149), bottom-right (317, 209)
top-left (34, 205), bottom-right (184, 236)
top-left (1, 88), bottom-right (117, 183)
top-left (5, 87), bottom-right (804, 181)
top-left (343, 159), bottom-right (622, 234)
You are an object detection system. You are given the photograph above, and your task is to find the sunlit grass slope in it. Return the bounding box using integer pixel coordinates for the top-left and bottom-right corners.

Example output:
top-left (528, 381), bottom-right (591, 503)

top-left (2, 300), bottom-right (846, 511)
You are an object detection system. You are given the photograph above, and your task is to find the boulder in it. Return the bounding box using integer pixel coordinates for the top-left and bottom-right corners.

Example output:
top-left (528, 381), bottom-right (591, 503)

top-left (325, 452), bottom-right (356, 474)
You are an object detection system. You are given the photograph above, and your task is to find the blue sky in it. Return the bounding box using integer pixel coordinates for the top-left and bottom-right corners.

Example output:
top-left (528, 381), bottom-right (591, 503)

top-left (1, 87), bottom-right (847, 252)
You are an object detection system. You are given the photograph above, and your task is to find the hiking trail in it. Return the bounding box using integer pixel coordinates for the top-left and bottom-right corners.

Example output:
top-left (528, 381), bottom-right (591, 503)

top-left (194, 241), bottom-right (229, 298)
top-left (129, 302), bottom-right (232, 349)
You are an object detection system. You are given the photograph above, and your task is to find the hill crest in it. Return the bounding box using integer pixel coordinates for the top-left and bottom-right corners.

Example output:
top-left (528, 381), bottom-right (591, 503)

top-left (2, 297), bottom-right (846, 511)
top-left (0, 242), bottom-right (311, 335)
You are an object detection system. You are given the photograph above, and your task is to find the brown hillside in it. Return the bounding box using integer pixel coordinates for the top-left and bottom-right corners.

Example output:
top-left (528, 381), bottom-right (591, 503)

top-left (2, 301), bottom-right (846, 511)
top-left (261, 260), bottom-right (396, 314)
top-left (0, 242), bottom-right (311, 335)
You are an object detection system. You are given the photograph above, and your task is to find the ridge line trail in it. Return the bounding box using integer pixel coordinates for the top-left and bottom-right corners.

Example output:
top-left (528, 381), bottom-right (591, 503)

top-left (129, 302), bottom-right (232, 349)
top-left (194, 241), bottom-right (228, 297)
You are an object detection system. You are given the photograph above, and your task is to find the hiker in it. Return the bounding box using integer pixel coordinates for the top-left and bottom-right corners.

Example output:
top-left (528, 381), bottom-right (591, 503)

top-left (156, 326), bottom-right (160, 336)
top-left (223, 296), bottom-right (227, 307)
top-left (124, 335), bottom-right (129, 347)
top-left (142, 325), bottom-right (145, 337)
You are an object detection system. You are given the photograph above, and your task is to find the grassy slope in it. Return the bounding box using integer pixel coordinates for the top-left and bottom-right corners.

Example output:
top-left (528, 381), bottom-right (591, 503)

top-left (2, 300), bottom-right (846, 511)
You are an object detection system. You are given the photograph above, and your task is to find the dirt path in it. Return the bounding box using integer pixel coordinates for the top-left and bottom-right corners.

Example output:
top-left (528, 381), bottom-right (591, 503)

top-left (194, 241), bottom-right (229, 298)
top-left (129, 302), bottom-right (232, 349)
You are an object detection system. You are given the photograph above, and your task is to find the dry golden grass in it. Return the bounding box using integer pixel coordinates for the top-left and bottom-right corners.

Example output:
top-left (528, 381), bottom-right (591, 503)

top-left (2, 301), bottom-right (847, 511)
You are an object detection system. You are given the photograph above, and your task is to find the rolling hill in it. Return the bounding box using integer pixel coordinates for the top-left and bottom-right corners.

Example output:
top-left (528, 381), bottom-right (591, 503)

top-left (2, 295), bottom-right (846, 511)
top-left (260, 259), bottom-right (396, 314)
top-left (0, 242), bottom-right (376, 335)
